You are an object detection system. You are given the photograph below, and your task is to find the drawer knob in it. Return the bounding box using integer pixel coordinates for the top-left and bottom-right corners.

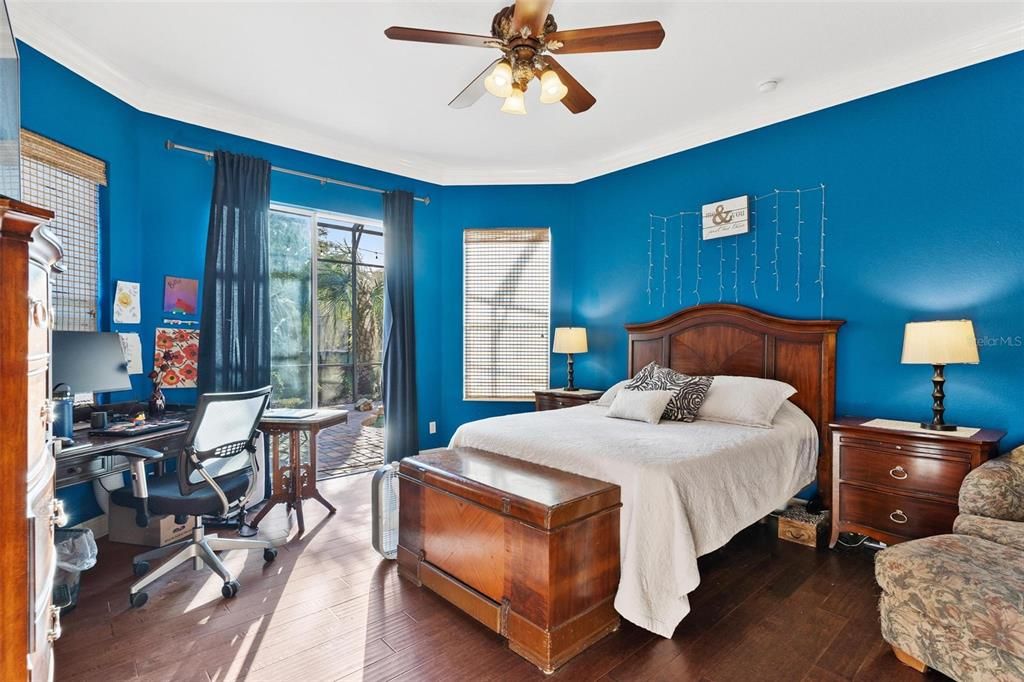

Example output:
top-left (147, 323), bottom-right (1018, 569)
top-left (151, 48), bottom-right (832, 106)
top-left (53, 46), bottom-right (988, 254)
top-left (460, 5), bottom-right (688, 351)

top-left (889, 509), bottom-right (909, 525)
top-left (29, 297), bottom-right (48, 328)
top-left (40, 400), bottom-right (55, 426)
top-left (889, 466), bottom-right (909, 480)
top-left (47, 604), bottom-right (62, 642)
top-left (895, 445), bottom-right (902, 450)
top-left (52, 499), bottom-right (68, 528)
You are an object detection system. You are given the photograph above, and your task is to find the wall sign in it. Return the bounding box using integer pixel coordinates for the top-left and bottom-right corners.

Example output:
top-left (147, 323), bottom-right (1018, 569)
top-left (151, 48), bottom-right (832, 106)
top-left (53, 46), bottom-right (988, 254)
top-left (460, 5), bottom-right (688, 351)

top-left (702, 196), bottom-right (749, 240)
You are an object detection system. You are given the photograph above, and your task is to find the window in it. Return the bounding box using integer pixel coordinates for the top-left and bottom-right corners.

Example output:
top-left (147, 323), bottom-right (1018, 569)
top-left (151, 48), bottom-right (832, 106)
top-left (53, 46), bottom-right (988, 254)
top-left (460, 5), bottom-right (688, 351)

top-left (268, 204), bottom-right (385, 409)
top-left (464, 228), bottom-right (551, 401)
top-left (20, 130), bottom-right (105, 331)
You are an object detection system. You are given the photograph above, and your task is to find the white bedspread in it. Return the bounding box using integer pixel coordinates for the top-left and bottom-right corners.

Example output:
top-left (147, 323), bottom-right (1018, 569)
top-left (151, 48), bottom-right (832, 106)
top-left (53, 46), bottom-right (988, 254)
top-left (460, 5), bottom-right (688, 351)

top-left (449, 401), bottom-right (818, 638)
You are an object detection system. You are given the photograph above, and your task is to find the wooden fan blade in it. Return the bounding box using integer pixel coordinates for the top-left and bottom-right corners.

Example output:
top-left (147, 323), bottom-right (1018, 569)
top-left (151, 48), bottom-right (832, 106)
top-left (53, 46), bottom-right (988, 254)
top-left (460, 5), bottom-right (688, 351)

top-left (547, 21), bottom-right (665, 53)
top-left (449, 59), bottom-right (502, 109)
top-left (511, 0), bottom-right (554, 36)
top-left (384, 26), bottom-right (496, 48)
top-left (543, 56), bottom-right (596, 114)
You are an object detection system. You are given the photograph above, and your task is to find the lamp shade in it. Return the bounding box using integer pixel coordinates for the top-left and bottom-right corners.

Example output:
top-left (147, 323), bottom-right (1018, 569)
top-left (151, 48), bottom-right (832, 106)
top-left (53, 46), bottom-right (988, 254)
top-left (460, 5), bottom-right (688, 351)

top-left (901, 320), bottom-right (979, 365)
top-left (553, 327), bottom-right (588, 354)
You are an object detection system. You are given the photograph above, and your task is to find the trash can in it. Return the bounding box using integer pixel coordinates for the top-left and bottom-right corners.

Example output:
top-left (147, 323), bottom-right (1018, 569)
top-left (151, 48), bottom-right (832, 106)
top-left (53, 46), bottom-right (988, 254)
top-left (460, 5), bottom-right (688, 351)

top-left (53, 528), bottom-right (98, 613)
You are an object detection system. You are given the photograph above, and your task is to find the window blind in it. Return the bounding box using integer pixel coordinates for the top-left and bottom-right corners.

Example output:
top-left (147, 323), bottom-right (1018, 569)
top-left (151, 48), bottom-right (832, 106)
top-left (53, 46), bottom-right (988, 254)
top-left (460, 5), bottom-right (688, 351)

top-left (464, 228), bottom-right (551, 401)
top-left (20, 130), bottom-right (105, 331)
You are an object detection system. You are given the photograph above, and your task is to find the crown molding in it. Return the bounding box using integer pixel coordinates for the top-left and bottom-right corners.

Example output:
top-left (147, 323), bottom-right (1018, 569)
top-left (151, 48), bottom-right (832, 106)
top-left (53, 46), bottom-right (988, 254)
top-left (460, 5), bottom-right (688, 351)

top-left (12, 7), bottom-right (1022, 187)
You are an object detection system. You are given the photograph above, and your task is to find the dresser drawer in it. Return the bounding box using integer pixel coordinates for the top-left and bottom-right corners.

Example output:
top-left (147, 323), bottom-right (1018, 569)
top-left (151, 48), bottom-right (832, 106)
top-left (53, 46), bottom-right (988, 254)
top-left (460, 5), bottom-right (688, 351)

top-left (839, 445), bottom-right (969, 499)
top-left (839, 483), bottom-right (958, 540)
top-left (27, 260), bottom-right (51, 359)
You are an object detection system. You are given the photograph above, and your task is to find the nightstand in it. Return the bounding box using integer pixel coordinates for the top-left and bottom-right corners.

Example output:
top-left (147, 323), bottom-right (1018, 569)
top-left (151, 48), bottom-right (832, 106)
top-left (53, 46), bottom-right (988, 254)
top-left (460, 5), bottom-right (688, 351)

top-left (534, 388), bottom-right (604, 411)
top-left (829, 417), bottom-right (1004, 548)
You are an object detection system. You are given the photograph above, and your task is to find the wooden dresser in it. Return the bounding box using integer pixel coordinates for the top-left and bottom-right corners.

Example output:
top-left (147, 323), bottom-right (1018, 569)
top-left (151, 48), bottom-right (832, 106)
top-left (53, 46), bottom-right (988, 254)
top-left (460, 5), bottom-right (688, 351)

top-left (533, 388), bottom-right (603, 411)
top-left (0, 199), bottom-right (63, 681)
top-left (829, 417), bottom-right (1004, 547)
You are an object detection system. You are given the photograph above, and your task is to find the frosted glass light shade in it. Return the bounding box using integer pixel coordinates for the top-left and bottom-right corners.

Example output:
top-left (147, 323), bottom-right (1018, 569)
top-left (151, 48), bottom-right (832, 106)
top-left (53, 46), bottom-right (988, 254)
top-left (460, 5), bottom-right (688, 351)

top-left (539, 69), bottom-right (568, 104)
top-left (553, 327), bottom-right (588, 354)
top-left (484, 61), bottom-right (513, 98)
top-left (500, 85), bottom-right (527, 115)
top-left (901, 320), bottom-right (979, 365)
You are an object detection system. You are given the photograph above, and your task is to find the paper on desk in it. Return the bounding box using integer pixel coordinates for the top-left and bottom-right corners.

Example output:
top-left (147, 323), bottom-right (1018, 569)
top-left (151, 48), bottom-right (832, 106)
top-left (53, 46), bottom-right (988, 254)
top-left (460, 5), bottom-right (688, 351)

top-left (118, 332), bottom-right (144, 374)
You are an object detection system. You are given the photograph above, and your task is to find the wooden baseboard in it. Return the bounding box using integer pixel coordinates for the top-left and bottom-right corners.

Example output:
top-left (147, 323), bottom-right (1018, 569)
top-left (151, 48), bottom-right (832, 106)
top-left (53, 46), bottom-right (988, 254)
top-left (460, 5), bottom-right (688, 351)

top-left (892, 645), bottom-right (928, 673)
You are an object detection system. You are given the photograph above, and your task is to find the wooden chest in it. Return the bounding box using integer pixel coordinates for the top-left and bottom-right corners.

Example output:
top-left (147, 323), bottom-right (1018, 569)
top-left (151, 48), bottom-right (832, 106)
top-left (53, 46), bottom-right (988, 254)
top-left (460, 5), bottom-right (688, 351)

top-left (398, 447), bottom-right (621, 673)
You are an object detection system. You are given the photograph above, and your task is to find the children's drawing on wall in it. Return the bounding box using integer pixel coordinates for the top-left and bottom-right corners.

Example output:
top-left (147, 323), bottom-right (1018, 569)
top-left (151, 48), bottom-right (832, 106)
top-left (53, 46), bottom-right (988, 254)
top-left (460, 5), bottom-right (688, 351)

top-left (113, 280), bottom-right (141, 323)
top-left (163, 276), bottom-right (198, 315)
top-left (153, 327), bottom-right (200, 388)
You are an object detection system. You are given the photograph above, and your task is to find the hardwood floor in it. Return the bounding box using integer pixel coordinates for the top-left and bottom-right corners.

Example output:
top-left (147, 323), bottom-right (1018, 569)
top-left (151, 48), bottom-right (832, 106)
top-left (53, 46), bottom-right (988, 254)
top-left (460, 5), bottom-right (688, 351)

top-left (54, 473), bottom-right (948, 682)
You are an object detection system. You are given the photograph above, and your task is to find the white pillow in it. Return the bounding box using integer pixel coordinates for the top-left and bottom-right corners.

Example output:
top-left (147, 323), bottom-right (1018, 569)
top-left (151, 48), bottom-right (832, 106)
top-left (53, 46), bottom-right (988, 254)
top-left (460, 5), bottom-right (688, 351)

top-left (696, 376), bottom-right (797, 428)
top-left (594, 379), bottom-right (630, 406)
top-left (606, 389), bottom-right (675, 425)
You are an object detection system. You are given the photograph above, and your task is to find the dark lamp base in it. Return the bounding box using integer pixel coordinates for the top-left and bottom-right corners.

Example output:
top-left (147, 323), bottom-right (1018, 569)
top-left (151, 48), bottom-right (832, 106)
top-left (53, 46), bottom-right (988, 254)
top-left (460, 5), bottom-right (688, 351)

top-left (921, 422), bottom-right (958, 432)
top-left (562, 386), bottom-right (580, 392)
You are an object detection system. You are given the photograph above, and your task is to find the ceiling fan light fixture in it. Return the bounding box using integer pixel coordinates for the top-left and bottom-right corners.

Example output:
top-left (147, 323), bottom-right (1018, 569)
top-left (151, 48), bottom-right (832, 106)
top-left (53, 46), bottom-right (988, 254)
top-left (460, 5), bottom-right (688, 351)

top-left (501, 84), bottom-right (527, 115)
top-left (539, 68), bottom-right (568, 104)
top-left (484, 61), bottom-right (514, 98)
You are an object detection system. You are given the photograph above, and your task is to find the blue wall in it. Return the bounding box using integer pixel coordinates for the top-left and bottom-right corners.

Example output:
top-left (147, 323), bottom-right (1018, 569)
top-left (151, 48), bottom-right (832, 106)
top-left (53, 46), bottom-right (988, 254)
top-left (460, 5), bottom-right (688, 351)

top-left (21, 39), bottom-right (1024, 523)
top-left (21, 42), bottom-right (447, 523)
top-left (570, 51), bottom-right (1024, 449)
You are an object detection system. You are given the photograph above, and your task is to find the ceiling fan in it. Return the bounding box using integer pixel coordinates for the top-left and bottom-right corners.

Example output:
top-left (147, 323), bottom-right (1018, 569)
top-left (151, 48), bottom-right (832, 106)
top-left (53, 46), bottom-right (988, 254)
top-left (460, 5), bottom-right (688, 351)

top-left (385, 0), bottom-right (665, 115)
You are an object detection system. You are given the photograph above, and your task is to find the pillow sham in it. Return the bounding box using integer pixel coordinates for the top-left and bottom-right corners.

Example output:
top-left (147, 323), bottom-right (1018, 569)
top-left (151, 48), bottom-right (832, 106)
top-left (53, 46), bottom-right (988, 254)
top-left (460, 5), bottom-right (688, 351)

top-left (696, 375), bottom-right (797, 428)
top-left (625, 364), bottom-right (714, 422)
top-left (606, 389), bottom-right (675, 425)
top-left (625, 361), bottom-right (660, 390)
top-left (594, 379), bottom-right (630, 406)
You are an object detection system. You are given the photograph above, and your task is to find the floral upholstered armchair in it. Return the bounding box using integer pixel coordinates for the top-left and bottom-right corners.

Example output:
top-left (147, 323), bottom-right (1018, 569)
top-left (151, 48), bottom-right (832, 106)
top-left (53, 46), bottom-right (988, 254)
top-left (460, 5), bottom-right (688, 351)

top-left (875, 447), bottom-right (1024, 682)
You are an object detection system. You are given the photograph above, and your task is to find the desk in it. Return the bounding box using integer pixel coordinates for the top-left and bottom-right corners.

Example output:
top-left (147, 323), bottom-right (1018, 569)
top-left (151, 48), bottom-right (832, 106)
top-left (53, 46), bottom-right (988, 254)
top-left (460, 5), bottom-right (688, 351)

top-left (55, 420), bottom-right (190, 489)
top-left (249, 409), bottom-right (348, 534)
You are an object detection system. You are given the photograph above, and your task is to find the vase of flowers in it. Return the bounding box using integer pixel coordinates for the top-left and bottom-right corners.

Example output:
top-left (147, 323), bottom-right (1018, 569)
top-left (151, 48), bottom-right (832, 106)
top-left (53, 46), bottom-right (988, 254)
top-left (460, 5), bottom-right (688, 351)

top-left (148, 350), bottom-right (173, 417)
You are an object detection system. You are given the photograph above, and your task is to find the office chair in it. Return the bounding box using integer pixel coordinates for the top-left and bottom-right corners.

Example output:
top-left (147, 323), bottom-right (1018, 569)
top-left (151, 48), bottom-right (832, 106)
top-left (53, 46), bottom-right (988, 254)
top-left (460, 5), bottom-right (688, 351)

top-left (109, 386), bottom-right (277, 608)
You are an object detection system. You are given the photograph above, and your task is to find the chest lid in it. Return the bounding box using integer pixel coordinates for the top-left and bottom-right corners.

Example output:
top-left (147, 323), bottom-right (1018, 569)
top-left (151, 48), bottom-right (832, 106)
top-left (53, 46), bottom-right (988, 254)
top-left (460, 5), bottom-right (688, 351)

top-left (400, 447), bottom-right (621, 530)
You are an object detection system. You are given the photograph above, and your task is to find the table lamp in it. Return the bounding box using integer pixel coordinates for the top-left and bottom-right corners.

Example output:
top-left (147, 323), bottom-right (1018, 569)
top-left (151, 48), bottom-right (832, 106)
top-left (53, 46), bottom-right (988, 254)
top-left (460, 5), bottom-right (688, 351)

top-left (553, 327), bottom-right (587, 391)
top-left (901, 319), bottom-right (979, 430)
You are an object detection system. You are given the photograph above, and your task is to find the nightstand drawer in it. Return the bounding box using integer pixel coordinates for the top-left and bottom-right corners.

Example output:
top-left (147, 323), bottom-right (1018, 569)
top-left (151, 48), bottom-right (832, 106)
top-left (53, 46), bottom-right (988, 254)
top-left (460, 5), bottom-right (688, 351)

top-left (537, 395), bottom-right (575, 411)
top-left (839, 445), bottom-right (969, 499)
top-left (839, 483), bottom-right (958, 540)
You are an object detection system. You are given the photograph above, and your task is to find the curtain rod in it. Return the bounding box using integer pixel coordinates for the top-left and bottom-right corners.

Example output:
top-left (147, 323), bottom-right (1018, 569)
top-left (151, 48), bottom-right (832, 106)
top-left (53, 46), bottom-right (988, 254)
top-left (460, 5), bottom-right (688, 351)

top-left (164, 140), bottom-right (430, 205)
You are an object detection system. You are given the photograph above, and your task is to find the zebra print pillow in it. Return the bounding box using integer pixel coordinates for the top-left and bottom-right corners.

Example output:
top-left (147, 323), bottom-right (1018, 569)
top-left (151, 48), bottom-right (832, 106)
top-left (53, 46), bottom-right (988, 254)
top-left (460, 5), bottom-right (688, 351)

top-left (625, 361), bottom-right (660, 390)
top-left (629, 364), bottom-right (714, 422)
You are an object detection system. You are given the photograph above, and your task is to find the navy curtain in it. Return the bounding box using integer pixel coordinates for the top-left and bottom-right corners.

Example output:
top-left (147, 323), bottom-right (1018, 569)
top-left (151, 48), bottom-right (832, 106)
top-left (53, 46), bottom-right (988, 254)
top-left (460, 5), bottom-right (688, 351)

top-left (382, 190), bottom-right (418, 462)
top-left (197, 151), bottom-right (272, 394)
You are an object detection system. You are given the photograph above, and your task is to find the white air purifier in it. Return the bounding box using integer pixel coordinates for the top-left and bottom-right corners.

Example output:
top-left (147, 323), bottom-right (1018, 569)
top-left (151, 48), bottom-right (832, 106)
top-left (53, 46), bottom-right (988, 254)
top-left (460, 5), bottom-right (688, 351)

top-left (371, 462), bottom-right (400, 560)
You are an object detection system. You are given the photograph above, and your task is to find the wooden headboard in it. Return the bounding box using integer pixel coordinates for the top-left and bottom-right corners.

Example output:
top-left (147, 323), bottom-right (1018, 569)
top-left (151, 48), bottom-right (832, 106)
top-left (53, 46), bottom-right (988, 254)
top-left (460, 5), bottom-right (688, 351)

top-left (625, 303), bottom-right (844, 507)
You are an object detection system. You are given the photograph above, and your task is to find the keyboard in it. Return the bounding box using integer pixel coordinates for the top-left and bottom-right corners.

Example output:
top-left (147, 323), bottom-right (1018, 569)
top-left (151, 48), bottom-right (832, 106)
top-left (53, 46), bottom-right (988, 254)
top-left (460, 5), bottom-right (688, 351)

top-left (89, 419), bottom-right (187, 437)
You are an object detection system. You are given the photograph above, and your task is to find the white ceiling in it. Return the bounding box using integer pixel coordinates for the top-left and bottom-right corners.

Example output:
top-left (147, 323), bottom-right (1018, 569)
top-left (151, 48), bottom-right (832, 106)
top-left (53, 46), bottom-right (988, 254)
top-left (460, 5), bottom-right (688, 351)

top-left (10, 1), bottom-right (1023, 185)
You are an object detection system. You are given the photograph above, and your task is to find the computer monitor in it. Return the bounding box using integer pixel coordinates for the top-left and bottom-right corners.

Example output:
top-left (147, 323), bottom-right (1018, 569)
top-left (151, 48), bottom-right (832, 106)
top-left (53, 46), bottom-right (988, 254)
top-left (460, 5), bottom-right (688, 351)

top-left (52, 331), bottom-right (132, 394)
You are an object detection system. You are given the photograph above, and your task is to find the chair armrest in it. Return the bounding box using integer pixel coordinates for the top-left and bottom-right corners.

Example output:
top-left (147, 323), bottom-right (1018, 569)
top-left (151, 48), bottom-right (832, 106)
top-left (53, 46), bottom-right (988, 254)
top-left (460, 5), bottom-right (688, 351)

top-left (953, 513), bottom-right (1024, 551)
top-left (112, 445), bottom-right (165, 460)
top-left (959, 446), bottom-right (1024, 522)
top-left (112, 446), bottom-right (165, 528)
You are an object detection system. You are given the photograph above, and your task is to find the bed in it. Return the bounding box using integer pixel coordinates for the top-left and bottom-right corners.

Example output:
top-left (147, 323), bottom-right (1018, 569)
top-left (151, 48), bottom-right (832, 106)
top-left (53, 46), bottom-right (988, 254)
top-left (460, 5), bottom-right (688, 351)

top-left (450, 303), bottom-right (844, 637)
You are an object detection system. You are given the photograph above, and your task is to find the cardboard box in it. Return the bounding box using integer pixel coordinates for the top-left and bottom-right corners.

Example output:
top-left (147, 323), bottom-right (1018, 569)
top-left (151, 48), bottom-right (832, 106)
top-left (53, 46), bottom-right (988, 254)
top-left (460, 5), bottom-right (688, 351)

top-left (109, 503), bottom-right (194, 547)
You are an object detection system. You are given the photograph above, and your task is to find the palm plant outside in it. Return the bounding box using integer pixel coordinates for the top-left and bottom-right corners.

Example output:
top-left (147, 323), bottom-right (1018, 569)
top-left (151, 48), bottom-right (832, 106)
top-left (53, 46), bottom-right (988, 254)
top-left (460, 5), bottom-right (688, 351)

top-left (269, 210), bottom-right (384, 408)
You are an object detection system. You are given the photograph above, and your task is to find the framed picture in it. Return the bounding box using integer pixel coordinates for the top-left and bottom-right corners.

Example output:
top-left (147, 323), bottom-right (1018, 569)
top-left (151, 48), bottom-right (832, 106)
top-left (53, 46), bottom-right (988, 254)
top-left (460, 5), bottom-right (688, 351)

top-left (702, 196), bottom-right (750, 240)
top-left (163, 276), bottom-right (198, 315)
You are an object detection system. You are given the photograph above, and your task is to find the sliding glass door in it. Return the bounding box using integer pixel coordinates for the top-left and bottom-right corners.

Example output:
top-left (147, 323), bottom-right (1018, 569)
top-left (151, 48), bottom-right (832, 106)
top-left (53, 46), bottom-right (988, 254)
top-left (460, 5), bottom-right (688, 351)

top-left (269, 205), bottom-right (384, 409)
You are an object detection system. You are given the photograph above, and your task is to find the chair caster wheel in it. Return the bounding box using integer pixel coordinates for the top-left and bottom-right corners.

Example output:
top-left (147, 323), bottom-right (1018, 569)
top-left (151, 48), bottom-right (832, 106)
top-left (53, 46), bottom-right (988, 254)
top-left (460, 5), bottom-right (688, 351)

top-left (132, 561), bottom-right (150, 577)
top-left (129, 592), bottom-right (148, 608)
top-left (222, 580), bottom-right (240, 598)
top-left (263, 547), bottom-right (277, 563)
